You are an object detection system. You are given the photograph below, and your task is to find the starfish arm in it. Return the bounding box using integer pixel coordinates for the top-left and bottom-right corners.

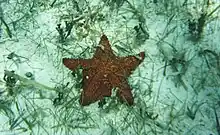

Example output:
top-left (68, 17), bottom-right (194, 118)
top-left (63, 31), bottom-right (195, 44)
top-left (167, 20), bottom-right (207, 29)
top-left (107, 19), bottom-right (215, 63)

top-left (119, 52), bottom-right (145, 76)
top-left (116, 81), bottom-right (134, 105)
top-left (108, 74), bottom-right (134, 105)
top-left (80, 70), bottom-right (113, 106)
top-left (94, 34), bottom-right (115, 59)
top-left (63, 58), bottom-right (91, 71)
top-left (99, 34), bottom-right (113, 54)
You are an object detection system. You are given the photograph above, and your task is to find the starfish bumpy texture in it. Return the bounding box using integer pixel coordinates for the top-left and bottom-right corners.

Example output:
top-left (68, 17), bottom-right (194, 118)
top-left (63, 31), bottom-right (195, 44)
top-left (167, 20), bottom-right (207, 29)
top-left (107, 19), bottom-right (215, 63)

top-left (63, 34), bottom-right (145, 106)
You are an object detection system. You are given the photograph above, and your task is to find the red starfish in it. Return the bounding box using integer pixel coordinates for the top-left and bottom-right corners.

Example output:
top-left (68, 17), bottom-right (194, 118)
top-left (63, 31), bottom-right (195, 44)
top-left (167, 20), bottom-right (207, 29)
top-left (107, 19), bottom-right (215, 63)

top-left (63, 34), bottom-right (145, 106)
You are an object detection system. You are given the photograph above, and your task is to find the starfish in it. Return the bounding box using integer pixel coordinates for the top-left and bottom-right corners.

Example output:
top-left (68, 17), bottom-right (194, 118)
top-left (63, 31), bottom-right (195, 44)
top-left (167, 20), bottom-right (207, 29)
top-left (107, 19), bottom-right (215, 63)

top-left (63, 34), bottom-right (145, 106)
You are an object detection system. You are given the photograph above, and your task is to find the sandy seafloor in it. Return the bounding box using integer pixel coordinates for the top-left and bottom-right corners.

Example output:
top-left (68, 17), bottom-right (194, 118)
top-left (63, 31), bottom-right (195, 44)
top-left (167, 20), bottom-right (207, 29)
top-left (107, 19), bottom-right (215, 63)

top-left (0, 0), bottom-right (220, 135)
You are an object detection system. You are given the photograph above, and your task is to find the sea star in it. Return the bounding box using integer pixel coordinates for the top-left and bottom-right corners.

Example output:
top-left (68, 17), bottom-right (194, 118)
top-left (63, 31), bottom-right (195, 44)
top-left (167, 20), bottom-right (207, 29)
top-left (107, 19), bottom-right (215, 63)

top-left (63, 34), bottom-right (145, 106)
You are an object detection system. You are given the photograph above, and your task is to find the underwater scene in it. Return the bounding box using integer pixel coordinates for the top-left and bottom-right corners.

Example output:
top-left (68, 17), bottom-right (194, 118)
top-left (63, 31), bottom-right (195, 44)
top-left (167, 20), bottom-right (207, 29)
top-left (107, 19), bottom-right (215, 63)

top-left (0, 0), bottom-right (220, 135)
